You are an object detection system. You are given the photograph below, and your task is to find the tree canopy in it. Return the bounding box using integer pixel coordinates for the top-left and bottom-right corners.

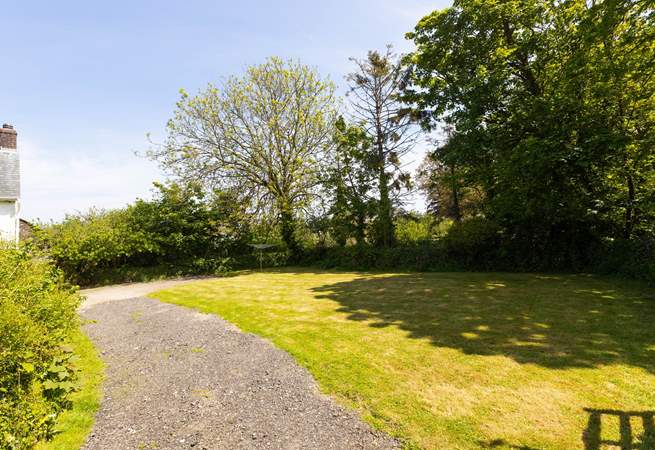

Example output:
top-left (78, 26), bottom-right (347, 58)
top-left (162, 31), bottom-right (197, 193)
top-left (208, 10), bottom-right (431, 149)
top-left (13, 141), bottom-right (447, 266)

top-left (405, 0), bottom-right (655, 265)
top-left (149, 57), bottom-right (338, 254)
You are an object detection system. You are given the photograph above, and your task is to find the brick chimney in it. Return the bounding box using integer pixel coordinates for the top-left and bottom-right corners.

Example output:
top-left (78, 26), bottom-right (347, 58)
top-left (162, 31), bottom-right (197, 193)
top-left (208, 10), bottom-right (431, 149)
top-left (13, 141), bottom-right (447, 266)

top-left (0, 124), bottom-right (17, 150)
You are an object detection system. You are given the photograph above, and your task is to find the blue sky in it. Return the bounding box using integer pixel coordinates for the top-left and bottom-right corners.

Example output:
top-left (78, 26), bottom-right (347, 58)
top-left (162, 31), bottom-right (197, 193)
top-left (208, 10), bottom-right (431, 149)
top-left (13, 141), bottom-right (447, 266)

top-left (2, 0), bottom-right (450, 221)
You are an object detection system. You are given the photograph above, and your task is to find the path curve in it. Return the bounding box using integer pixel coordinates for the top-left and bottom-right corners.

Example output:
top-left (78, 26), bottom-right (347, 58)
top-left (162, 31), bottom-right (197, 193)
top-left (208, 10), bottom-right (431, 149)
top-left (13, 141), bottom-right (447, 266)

top-left (80, 281), bottom-right (398, 450)
top-left (80, 278), bottom-right (213, 310)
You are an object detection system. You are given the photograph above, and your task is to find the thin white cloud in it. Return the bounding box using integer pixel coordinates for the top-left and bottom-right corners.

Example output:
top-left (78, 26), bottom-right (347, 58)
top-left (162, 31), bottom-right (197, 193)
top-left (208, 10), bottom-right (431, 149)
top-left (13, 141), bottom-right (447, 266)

top-left (19, 138), bottom-right (161, 222)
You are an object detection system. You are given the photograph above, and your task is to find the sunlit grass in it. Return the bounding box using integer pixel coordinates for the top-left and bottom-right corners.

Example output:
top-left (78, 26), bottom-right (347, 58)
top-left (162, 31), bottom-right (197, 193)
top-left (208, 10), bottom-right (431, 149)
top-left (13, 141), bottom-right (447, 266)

top-left (151, 269), bottom-right (655, 449)
top-left (36, 328), bottom-right (104, 450)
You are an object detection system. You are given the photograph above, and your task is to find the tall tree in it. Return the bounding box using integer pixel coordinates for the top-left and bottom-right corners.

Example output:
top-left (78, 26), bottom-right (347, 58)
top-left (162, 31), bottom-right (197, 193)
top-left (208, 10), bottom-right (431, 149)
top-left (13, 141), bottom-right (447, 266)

top-left (347, 47), bottom-right (417, 247)
top-left (405, 0), bottom-right (655, 265)
top-left (575, 0), bottom-right (655, 238)
top-left (149, 58), bottom-right (337, 255)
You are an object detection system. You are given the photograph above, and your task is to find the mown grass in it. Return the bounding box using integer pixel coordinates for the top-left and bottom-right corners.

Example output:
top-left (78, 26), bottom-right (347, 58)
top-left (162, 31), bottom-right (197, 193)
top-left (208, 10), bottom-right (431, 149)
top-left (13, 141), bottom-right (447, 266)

top-left (36, 328), bottom-right (104, 450)
top-left (151, 269), bottom-right (655, 449)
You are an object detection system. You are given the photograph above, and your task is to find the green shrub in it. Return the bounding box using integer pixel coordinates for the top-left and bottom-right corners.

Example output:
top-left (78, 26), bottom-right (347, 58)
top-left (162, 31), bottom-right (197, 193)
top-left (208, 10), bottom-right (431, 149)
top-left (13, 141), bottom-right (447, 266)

top-left (395, 213), bottom-right (438, 245)
top-left (302, 243), bottom-right (455, 272)
top-left (38, 209), bottom-right (153, 285)
top-left (0, 246), bottom-right (81, 449)
top-left (37, 183), bottom-right (253, 286)
top-left (592, 237), bottom-right (655, 283)
top-left (295, 214), bottom-right (655, 282)
top-left (441, 217), bottom-right (502, 269)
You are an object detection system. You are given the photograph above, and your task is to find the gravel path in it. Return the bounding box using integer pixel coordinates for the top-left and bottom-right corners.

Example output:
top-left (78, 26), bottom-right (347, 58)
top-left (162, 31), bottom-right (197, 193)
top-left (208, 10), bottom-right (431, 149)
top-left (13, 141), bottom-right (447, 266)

top-left (80, 278), bottom-right (212, 311)
top-left (80, 285), bottom-right (398, 450)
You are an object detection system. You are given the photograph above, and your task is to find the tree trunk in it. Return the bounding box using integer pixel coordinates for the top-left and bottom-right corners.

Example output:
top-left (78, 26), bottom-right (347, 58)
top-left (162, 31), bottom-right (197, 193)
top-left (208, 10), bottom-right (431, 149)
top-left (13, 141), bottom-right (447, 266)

top-left (374, 89), bottom-right (395, 247)
top-left (450, 166), bottom-right (462, 223)
top-left (624, 173), bottom-right (635, 239)
top-left (334, 185), bottom-right (348, 247)
top-left (279, 204), bottom-right (300, 258)
top-left (377, 170), bottom-right (395, 247)
top-left (355, 209), bottom-right (366, 246)
top-left (502, 18), bottom-right (541, 97)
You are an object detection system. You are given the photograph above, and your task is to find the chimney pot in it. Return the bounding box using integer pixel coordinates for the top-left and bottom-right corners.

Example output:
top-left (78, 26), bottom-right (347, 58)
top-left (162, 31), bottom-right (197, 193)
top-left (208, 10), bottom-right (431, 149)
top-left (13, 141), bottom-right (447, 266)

top-left (0, 123), bottom-right (17, 149)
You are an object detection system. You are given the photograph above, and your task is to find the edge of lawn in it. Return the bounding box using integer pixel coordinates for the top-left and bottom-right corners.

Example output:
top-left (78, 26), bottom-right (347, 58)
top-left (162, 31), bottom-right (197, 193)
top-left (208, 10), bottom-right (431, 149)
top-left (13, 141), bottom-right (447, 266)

top-left (36, 326), bottom-right (104, 450)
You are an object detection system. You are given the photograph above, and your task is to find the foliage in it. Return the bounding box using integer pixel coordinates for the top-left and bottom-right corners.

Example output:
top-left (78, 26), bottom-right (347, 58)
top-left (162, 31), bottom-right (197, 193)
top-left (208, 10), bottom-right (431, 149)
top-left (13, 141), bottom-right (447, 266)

top-left (152, 271), bottom-right (655, 449)
top-left (0, 246), bottom-right (81, 449)
top-left (36, 29), bottom-right (655, 286)
top-left (302, 214), bottom-right (654, 281)
top-left (127, 182), bottom-right (251, 267)
top-left (416, 134), bottom-right (483, 222)
top-left (439, 217), bottom-right (501, 269)
top-left (35, 328), bottom-right (103, 450)
top-left (404, 0), bottom-right (655, 267)
top-left (150, 57), bottom-right (338, 256)
top-left (324, 117), bottom-right (377, 246)
top-left (591, 237), bottom-right (655, 283)
top-left (38, 183), bottom-right (252, 285)
top-left (346, 47), bottom-right (417, 247)
top-left (394, 212), bottom-right (438, 245)
top-left (301, 243), bottom-right (449, 272)
top-left (38, 208), bottom-right (151, 285)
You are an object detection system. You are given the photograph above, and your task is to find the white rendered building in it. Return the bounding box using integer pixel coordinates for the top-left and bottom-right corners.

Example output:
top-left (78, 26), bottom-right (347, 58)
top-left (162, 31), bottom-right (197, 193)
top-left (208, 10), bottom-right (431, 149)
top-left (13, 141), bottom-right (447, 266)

top-left (0, 124), bottom-right (20, 243)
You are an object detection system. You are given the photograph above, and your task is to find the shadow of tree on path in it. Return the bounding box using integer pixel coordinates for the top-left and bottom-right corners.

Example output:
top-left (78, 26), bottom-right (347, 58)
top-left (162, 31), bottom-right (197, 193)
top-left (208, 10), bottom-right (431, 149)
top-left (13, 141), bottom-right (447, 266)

top-left (310, 273), bottom-right (655, 371)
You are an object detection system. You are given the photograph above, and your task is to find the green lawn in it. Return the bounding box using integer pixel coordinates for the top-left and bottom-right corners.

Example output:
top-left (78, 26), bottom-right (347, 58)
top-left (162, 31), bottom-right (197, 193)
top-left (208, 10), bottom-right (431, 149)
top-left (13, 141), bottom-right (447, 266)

top-left (36, 327), bottom-right (104, 450)
top-left (151, 269), bottom-right (655, 450)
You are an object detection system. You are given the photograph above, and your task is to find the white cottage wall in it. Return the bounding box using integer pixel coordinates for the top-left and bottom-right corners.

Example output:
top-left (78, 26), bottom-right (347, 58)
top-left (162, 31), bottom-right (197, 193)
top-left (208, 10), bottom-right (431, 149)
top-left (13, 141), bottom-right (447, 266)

top-left (0, 201), bottom-right (19, 242)
top-left (0, 124), bottom-right (20, 243)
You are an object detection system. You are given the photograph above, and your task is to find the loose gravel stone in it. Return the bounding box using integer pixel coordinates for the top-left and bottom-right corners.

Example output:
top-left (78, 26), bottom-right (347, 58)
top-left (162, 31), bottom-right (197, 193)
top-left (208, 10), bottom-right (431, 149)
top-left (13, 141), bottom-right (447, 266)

top-left (81, 296), bottom-right (398, 450)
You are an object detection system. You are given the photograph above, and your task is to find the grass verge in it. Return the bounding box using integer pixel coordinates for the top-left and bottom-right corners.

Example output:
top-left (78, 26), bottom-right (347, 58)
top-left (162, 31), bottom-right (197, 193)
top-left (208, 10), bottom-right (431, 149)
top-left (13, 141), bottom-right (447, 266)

top-left (151, 269), bottom-right (655, 449)
top-left (36, 327), bottom-right (104, 450)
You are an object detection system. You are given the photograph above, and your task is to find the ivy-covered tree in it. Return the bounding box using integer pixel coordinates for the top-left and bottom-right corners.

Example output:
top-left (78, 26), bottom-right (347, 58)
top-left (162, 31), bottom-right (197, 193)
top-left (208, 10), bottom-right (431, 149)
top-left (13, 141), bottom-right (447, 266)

top-left (149, 57), bottom-right (338, 256)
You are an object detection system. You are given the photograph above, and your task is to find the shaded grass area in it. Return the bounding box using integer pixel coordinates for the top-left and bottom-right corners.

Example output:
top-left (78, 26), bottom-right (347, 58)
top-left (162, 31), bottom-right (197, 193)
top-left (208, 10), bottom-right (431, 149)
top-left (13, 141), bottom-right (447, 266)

top-left (151, 269), bottom-right (655, 449)
top-left (36, 327), bottom-right (104, 450)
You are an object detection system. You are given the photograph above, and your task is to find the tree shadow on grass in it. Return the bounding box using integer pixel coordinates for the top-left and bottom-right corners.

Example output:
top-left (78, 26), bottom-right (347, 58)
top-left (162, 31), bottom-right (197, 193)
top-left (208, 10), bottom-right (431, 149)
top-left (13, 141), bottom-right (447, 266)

top-left (310, 273), bottom-right (655, 371)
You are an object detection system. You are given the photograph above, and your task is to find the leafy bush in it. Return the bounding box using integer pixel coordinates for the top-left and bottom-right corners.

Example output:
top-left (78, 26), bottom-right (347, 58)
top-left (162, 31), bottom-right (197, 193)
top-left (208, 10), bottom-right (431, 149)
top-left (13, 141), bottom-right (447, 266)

top-left (394, 213), bottom-right (438, 245)
top-left (37, 180), bottom-right (654, 285)
top-left (38, 209), bottom-right (152, 285)
top-left (38, 183), bottom-right (252, 286)
top-left (440, 217), bottom-right (502, 269)
top-left (592, 237), bottom-right (655, 283)
top-left (301, 216), bottom-right (654, 283)
top-left (0, 246), bottom-right (81, 449)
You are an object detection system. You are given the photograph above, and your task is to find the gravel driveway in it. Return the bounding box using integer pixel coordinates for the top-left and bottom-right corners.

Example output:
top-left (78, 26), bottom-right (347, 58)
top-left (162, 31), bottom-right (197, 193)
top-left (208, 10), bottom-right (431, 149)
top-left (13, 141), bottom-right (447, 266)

top-left (80, 282), bottom-right (398, 450)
